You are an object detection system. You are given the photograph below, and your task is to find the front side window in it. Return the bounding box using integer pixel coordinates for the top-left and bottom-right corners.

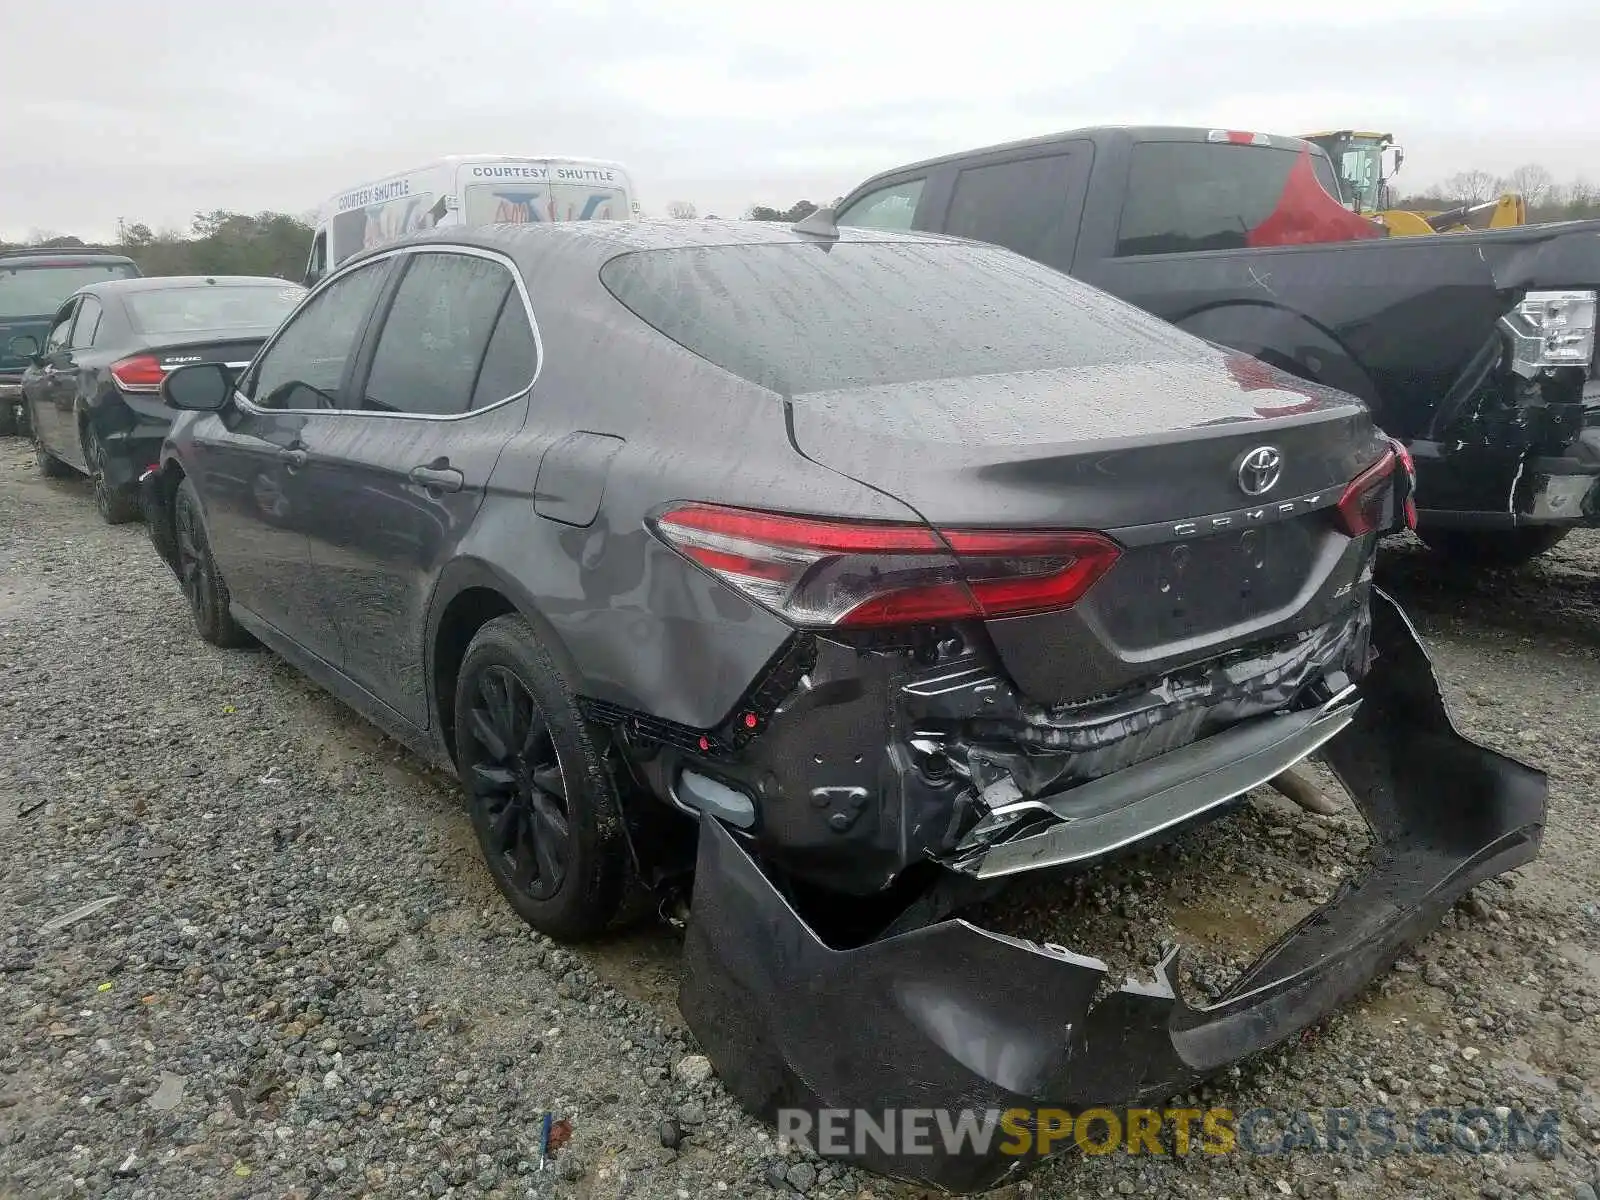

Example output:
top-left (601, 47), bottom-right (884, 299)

top-left (360, 252), bottom-right (514, 416)
top-left (44, 302), bottom-right (77, 354)
top-left (247, 260), bottom-right (389, 410)
top-left (305, 232), bottom-right (327, 285)
top-left (836, 179), bottom-right (925, 231)
top-left (70, 295), bottom-right (103, 349)
top-left (1116, 141), bottom-right (1349, 257)
top-left (944, 153), bottom-right (1084, 269)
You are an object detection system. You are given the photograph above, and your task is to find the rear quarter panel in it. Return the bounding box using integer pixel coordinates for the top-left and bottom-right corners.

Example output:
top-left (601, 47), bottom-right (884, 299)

top-left (448, 246), bottom-right (928, 730)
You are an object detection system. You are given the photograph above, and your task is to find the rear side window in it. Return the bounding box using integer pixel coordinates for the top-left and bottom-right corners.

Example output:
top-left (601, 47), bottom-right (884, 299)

top-left (836, 179), bottom-right (925, 231)
top-left (361, 252), bottom-right (512, 416)
top-left (943, 152), bottom-right (1085, 270)
top-left (600, 240), bottom-right (1197, 397)
top-left (470, 295), bottom-right (538, 409)
top-left (70, 296), bottom-right (103, 348)
top-left (1116, 142), bottom-right (1345, 257)
top-left (0, 262), bottom-right (137, 320)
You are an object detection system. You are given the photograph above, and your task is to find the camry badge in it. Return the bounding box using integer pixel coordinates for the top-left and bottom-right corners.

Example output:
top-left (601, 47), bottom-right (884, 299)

top-left (1237, 446), bottom-right (1283, 497)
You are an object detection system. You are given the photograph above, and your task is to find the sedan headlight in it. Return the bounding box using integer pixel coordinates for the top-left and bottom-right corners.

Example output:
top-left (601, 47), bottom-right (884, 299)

top-left (1501, 289), bottom-right (1596, 378)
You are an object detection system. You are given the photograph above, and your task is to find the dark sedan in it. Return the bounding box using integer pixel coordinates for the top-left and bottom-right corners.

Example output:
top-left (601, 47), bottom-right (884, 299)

top-left (140, 220), bottom-right (1544, 1189)
top-left (13, 275), bottom-right (304, 522)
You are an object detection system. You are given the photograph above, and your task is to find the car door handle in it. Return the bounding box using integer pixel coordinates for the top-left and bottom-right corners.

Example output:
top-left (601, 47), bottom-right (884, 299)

top-left (277, 448), bottom-right (308, 469)
top-left (409, 464), bottom-right (464, 493)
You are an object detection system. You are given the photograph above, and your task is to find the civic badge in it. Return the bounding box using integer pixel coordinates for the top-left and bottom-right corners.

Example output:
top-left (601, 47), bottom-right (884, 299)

top-left (1236, 446), bottom-right (1283, 497)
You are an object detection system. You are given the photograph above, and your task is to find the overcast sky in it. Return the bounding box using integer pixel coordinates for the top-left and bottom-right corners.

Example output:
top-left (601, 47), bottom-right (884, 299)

top-left (4, 0), bottom-right (1598, 240)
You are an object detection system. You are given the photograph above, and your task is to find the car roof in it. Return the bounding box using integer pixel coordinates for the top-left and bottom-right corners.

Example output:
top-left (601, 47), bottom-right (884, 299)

top-left (0, 246), bottom-right (137, 265)
top-left (350, 217), bottom-right (958, 276)
top-left (79, 275), bottom-right (300, 297)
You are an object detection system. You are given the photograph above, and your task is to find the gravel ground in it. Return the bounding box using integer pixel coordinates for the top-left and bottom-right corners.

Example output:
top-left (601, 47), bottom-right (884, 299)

top-left (2, 437), bottom-right (1598, 1200)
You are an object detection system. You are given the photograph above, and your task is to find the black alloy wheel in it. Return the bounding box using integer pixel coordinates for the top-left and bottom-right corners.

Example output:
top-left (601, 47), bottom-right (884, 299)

top-left (456, 614), bottom-right (626, 941)
top-left (86, 427), bottom-right (139, 524)
top-left (467, 665), bottom-right (572, 902)
top-left (35, 439), bottom-right (72, 478)
top-left (172, 478), bottom-right (250, 647)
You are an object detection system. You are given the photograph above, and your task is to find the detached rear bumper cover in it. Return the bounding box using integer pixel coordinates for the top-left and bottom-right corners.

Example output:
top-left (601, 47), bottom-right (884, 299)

top-left (678, 590), bottom-right (1545, 1192)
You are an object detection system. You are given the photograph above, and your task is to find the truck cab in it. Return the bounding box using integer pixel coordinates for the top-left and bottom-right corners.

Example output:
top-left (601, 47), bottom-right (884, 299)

top-left (836, 126), bottom-right (1600, 566)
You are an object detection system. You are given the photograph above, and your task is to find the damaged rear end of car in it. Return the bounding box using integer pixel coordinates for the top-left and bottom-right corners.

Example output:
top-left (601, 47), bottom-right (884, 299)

top-left (589, 232), bottom-right (1547, 1191)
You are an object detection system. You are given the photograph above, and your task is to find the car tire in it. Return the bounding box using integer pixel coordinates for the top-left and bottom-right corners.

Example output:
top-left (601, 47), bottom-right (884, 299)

top-left (35, 440), bottom-right (73, 478)
top-left (0, 401), bottom-right (15, 438)
top-left (85, 427), bottom-right (140, 525)
top-left (455, 614), bottom-right (627, 942)
top-left (1416, 525), bottom-right (1571, 569)
top-left (173, 477), bottom-right (251, 648)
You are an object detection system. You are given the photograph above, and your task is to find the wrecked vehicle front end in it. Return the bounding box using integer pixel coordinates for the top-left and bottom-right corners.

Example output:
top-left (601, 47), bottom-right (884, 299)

top-left (675, 591), bottom-right (1545, 1191)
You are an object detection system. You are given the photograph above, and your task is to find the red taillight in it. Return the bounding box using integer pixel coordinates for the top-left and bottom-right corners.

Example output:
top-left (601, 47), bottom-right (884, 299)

top-left (1334, 447), bottom-right (1402, 537)
top-left (1391, 439), bottom-right (1419, 530)
top-left (652, 503), bottom-right (1122, 629)
top-left (110, 355), bottom-right (167, 393)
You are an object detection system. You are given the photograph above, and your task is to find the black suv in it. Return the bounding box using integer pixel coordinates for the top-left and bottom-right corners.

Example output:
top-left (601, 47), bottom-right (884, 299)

top-left (0, 247), bottom-right (141, 436)
top-left (142, 221), bottom-right (1544, 1190)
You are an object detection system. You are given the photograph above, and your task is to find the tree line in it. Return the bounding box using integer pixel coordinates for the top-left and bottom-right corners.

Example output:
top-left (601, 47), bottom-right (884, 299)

top-left (1395, 163), bottom-right (1600, 221)
top-left (662, 200), bottom-right (821, 222)
top-left (8, 166), bottom-right (1595, 278)
top-left (2, 210), bottom-right (315, 280)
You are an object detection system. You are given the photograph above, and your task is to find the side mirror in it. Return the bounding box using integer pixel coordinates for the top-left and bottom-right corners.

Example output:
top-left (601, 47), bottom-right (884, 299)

top-left (161, 362), bottom-right (232, 411)
top-left (8, 334), bottom-right (40, 361)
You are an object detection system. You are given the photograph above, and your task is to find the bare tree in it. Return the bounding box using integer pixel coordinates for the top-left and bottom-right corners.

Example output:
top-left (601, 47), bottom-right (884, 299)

top-left (665, 200), bottom-right (698, 220)
top-left (1442, 170), bottom-right (1498, 206)
top-left (1503, 163), bottom-right (1553, 205)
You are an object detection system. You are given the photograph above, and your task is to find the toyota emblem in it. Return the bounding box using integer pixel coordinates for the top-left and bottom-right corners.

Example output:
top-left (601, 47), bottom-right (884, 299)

top-left (1237, 446), bottom-right (1283, 496)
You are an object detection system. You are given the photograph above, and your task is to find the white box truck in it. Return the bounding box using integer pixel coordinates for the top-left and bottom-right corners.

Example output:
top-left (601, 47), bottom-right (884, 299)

top-left (304, 155), bottom-right (639, 284)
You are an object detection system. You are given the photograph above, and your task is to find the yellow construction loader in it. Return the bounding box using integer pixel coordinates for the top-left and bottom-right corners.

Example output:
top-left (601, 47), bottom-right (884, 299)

top-left (1301, 130), bottom-right (1526, 236)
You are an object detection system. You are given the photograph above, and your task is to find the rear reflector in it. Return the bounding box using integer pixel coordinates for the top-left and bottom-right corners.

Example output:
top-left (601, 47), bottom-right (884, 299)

top-left (1334, 447), bottom-right (1402, 537)
top-left (652, 503), bottom-right (1122, 629)
top-left (110, 355), bottom-right (167, 393)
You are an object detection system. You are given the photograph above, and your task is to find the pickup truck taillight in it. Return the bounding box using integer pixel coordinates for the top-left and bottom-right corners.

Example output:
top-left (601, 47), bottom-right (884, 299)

top-left (651, 503), bottom-right (1122, 628)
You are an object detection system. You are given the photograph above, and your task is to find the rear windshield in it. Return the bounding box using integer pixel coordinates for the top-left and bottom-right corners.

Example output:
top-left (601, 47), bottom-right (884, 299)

top-left (126, 284), bottom-right (306, 334)
top-left (0, 261), bottom-right (138, 320)
top-left (1116, 142), bottom-right (1345, 256)
top-left (598, 240), bottom-right (1198, 396)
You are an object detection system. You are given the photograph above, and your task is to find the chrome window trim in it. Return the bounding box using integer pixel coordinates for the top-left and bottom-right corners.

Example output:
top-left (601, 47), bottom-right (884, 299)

top-left (232, 242), bottom-right (544, 422)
